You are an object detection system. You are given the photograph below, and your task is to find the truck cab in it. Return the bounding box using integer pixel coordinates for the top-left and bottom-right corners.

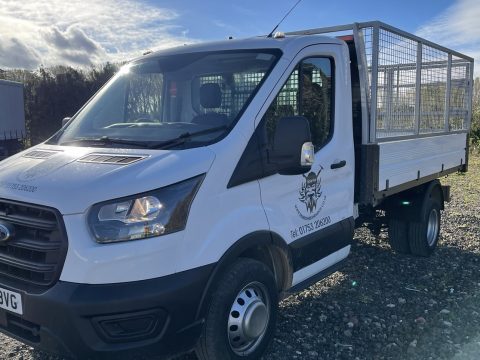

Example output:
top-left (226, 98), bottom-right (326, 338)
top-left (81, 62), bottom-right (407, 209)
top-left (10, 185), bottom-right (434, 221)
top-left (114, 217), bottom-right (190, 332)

top-left (0, 22), bottom-right (473, 360)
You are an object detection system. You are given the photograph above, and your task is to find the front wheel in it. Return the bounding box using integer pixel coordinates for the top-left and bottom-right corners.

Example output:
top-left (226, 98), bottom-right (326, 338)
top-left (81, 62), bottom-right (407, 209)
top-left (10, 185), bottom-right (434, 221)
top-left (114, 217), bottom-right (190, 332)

top-left (195, 258), bottom-right (278, 360)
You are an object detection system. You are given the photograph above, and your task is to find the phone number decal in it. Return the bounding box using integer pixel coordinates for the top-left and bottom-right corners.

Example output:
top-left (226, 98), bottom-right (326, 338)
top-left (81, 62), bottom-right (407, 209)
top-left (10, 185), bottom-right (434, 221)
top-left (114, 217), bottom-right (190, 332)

top-left (0, 181), bottom-right (38, 193)
top-left (290, 216), bottom-right (331, 240)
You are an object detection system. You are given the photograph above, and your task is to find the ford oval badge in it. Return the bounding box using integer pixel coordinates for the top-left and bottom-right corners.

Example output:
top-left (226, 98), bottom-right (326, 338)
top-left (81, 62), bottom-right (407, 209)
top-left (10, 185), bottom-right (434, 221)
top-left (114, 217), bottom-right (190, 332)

top-left (0, 223), bottom-right (14, 243)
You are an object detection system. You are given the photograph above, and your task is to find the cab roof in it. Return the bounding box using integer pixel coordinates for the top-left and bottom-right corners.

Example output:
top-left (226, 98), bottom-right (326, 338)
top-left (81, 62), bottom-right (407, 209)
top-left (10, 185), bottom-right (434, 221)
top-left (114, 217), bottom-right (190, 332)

top-left (138, 35), bottom-right (344, 62)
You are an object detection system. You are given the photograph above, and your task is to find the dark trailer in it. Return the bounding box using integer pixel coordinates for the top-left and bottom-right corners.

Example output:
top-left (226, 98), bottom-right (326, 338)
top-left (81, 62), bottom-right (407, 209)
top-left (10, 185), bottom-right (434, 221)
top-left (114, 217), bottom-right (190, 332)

top-left (0, 80), bottom-right (26, 160)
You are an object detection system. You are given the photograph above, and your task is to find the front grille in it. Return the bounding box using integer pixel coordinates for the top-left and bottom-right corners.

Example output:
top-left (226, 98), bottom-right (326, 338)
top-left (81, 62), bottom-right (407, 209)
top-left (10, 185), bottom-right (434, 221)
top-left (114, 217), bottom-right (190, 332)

top-left (0, 199), bottom-right (67, 289)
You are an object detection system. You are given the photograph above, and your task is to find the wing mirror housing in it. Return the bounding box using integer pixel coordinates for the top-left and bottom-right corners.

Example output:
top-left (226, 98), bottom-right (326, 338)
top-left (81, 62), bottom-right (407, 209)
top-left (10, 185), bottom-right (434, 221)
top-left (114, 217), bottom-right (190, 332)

top-left (62, 117), bottom-right (71, 127)
top-left (271, 116), bottom-right (314, 175)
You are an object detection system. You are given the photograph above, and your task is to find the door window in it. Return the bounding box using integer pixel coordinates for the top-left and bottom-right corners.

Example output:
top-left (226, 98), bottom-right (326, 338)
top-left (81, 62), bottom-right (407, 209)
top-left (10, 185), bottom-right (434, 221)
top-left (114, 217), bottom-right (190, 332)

top-left (262, 57), bottom-right (334, 151)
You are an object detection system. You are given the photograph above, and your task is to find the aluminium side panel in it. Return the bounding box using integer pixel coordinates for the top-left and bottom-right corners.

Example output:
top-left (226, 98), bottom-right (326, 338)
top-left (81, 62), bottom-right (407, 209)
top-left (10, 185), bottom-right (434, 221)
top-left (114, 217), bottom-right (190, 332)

top-left (377, 133), bottom-right (467, 191)
top-left (0, 80), bottom-right (26, 140)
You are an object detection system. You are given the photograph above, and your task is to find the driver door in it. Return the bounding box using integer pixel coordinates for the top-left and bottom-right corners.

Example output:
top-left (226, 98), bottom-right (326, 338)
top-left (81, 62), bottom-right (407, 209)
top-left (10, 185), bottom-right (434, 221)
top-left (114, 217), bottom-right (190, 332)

top-left (257, 45), bottom-right (355, 286)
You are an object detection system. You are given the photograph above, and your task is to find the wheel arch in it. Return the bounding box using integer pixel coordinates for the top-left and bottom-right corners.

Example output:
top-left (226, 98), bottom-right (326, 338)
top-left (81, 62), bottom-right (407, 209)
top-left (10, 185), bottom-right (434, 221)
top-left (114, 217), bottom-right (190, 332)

top-left (384, 179), bottom-right (445, 221)
top-left (425, 179), bottom-right (444, 209)
top-left (195, 231), bottom-right (293, 321)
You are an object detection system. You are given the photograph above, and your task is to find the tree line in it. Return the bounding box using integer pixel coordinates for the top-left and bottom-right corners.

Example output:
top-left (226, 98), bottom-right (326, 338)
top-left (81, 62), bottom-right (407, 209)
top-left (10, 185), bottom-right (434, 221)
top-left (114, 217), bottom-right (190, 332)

top-left (0, 64), bottom-right (118, 145)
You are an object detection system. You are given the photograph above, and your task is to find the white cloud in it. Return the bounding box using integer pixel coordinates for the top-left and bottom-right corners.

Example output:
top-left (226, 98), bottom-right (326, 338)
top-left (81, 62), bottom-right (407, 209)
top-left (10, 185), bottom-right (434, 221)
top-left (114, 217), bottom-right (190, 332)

top-left (0, 37), bottom-right (42, 69)
top-left (416, 0), bottom-right (480, 77)
top-left (0, 0), bottom-right (195, 69)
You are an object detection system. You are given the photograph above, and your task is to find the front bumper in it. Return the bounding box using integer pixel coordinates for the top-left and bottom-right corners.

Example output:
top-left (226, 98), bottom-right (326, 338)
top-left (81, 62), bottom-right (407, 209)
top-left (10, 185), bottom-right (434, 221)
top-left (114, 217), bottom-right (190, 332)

top-left (0, 264), bottom-right (214, 359)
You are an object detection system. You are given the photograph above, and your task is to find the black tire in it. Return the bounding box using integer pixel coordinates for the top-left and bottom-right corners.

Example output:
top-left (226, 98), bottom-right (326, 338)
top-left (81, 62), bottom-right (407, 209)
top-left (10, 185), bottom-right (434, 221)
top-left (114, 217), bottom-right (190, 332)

top-left (408, 199), bottom-right (441, 257)
top-left (388, 218), bottom-right (410, 254)
top-left (195, 258), bottom-right (278, 360)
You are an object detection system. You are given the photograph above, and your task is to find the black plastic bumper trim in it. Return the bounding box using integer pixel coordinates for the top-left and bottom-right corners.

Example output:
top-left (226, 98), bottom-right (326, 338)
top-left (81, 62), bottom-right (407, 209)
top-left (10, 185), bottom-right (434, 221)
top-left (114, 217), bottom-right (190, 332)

top-left (0, 263), bottom-right (215, 359)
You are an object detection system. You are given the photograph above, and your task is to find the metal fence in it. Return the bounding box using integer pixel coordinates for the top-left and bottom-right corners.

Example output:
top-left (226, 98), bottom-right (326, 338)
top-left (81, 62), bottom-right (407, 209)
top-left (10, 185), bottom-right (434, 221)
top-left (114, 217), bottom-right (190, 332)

top-left (0, 131), bottom-right (26, 160)
top-left (287, 21), bottom-right (474, 143)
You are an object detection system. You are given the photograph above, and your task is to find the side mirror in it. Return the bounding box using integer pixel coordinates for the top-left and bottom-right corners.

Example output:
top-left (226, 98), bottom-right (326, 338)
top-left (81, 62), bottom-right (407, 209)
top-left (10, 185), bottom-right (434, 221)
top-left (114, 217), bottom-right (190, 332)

top-left (271, 116), bottom-right (314, 175)
top-left (62, 117), bottom-right (71, 127)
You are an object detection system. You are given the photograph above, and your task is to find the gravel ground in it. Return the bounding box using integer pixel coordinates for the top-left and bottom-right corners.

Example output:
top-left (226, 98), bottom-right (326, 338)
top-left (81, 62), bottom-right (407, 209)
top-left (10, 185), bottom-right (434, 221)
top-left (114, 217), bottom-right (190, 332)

top-left (1, 155), bottom-right (479, 360)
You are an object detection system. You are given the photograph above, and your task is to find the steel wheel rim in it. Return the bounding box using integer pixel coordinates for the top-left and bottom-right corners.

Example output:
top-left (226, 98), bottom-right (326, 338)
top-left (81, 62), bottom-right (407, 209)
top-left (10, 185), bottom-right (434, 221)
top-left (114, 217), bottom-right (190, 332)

top-left (427, 208), bottom-right (439, 246)
top-left (227, 281), bottom-right (270, 356)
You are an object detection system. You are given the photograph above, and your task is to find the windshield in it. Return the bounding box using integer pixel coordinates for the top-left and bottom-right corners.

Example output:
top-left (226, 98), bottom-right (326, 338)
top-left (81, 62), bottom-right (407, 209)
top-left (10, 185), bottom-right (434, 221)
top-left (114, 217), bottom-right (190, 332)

top-left (50, 50), bottom-right (280, 149)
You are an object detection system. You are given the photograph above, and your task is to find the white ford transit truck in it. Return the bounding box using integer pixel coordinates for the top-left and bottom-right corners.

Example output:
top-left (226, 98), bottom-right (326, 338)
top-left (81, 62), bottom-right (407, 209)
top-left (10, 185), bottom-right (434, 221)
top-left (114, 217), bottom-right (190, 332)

top-left (0, 21), bottom-right (473, 359)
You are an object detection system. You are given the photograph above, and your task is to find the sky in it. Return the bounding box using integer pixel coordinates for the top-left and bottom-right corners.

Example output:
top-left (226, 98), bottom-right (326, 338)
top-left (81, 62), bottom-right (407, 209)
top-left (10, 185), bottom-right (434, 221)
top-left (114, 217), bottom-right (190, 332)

top-left (0, 0), bottom-right (478, 75)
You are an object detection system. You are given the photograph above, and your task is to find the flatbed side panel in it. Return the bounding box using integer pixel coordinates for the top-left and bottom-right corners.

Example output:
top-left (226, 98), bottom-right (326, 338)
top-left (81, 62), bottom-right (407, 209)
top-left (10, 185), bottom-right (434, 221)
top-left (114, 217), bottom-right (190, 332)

top-left (377, 133), bottom-right (467, 191)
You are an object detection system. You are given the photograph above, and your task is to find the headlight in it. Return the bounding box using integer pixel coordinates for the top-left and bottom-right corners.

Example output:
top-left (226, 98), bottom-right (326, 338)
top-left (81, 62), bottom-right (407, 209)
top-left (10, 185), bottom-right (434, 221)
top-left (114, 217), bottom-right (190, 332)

top-left (88, 175), bottom-right (204, 243)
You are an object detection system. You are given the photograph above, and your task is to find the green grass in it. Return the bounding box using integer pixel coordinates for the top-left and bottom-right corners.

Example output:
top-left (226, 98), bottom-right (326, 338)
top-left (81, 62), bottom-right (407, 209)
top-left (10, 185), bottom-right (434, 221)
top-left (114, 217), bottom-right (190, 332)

top-left (442, 152), bottom-right (480, 206)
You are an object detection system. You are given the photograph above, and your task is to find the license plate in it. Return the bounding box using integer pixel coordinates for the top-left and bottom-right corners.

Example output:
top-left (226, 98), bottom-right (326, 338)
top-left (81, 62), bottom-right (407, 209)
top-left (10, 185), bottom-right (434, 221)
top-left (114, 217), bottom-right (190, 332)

top-left (0, 287), bottom-right (23, 315)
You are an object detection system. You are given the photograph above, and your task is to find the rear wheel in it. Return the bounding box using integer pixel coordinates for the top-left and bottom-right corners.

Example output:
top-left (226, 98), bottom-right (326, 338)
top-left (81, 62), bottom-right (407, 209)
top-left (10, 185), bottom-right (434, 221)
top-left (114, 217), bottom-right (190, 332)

top-left (195, 258), bottom-right (278, 360)
top-left (409, 200), bottom-right (441, 257)
top-left (387, 181), bottom-right (443, 257)
top-left (388, 218), bottom-right (410, 254)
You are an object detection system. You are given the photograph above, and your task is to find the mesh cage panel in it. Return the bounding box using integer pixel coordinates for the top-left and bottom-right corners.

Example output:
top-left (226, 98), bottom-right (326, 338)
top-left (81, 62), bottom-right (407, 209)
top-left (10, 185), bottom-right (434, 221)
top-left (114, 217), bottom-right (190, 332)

top-left (375, 29), bottom-right (418, 138)
top-left (449, 56), bottom-right (471, 131)
top-left (420, 45), bottom-right (448, 134)
top-left (363, 24), bottom-right (472, 140)
top-left (362, 27), bottom-right (373, 110)
top-left (284, 21), bottom-right (473, 142)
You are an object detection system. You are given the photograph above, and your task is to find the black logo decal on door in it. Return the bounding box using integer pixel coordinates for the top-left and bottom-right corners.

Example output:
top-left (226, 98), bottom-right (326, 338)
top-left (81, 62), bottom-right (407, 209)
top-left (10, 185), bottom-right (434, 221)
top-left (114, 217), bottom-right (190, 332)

top-left (295, 165), bottom-right (327, 220)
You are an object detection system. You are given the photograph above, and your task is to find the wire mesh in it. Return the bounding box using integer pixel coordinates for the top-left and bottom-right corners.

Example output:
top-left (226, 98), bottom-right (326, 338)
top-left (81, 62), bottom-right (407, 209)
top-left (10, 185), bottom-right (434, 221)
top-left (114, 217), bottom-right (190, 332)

top-left (449, 56), bottom-right (471, 131)
top-left (233, 72), bottom-right (265, 114)
top-left (276, 69), bottom-right (299, 110)
top-left (362, 26), bottom-right (374, 113)
top-left (286, 21), bottom-right (473, 142)
top-left (419, 45), bottom-right (448, 134)
top-left (199, 72), bottom-right (266, 117)
top-left (362, 24), bottom-right (472, 140)
top-left (374, 29), bottom-right (418, 138)
top-left (199, 75), bottom-right (232, 116)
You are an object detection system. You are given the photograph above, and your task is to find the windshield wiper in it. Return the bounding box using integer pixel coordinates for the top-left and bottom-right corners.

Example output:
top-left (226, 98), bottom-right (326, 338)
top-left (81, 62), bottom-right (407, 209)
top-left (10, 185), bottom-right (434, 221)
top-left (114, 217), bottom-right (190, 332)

top-left (148, 125), bottom-right (229, 149)
top-left (59, 126), bottom-right (228, 149)
top-left (60, 136), bottom-right (150, 148)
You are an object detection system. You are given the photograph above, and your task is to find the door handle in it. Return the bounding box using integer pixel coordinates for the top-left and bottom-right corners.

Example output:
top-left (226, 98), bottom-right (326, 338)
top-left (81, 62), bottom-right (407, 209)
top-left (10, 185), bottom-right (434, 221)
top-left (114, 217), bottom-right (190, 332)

top-left (330, 160), bottom-right (346, 169)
